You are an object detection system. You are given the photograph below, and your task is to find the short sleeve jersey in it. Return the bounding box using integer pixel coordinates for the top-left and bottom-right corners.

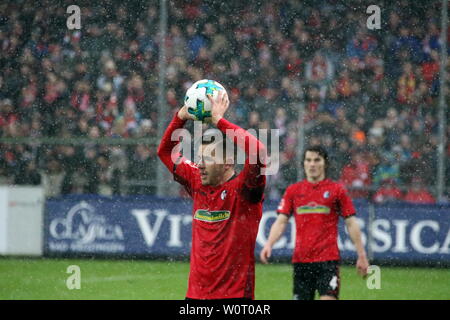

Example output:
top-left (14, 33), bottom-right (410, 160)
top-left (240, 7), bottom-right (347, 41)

top-left (277, 179), bottom-right (356, 263)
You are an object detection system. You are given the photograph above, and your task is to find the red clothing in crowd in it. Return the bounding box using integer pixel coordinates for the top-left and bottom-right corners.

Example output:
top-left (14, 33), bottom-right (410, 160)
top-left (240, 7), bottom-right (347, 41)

top-left (403, 189), bottom-right (436, 204)
top-left (373, 186), bottom-right (403, 203)
top-left (421, 60), bottom-right (439, 85)
top-left (339, 159), bottom-right (371, 199)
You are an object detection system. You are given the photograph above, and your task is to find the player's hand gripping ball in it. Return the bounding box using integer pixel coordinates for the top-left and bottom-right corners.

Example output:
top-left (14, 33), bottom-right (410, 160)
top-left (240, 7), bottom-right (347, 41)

top-left (184, 79), bottom-right (226, 122)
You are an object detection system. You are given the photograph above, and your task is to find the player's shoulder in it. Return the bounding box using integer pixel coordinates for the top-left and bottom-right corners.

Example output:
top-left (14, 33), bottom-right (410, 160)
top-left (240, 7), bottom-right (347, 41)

top-left (321, 179), bottom-right (345, 190)
top-left (178, 158), bottom-right (199, 170)
top-left (285, 181), bottom-right (306, 194)
top-left (324, 179), bottom-right (350, 197)
top-left (174, 157), bottom-right (200, 182)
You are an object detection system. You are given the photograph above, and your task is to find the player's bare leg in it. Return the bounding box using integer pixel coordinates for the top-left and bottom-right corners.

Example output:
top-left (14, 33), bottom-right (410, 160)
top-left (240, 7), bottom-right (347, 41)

top-left (319, 295), bottom-right (336, 300)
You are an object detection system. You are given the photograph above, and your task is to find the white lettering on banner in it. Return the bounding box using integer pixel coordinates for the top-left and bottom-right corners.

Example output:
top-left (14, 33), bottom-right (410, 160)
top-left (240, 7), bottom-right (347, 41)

top-left (439, 229), bottom-right (450, 254)
top-left (50, 217), bottom-right (67, 239)
top-left (42, 200), bottom-right (427, 258)
top-left (167, 215), bottom-right (182, 247)
top-left (183, 215), bottom-right (193, 247)
top-left (126, 209), bottom-right (449, 257)
top-left (344, 227), bottom-right (356, 251)
top-left (124, 209), bottom-right (450, 257)
top-left (337, 234), bottom-right (343, 250)
top-left (252, 213), bottom-right (448, 257)
top-left (410, 220), bottom-right (440, 254)
top-left (167, 215), bottom-right (193, 247)
top-left (49, 242), bottom-right (68, 251)
top-left (360, 218), bottom-right (367, 247)
top-left (370, 219), bottom-right (391, 253)
top-left (392, 220), bottom-right (409, 253)
top-left (69, 243), bottom-right (125, 252)
top-left (131, 209), bottom-right (168, 247)
top-left (49, 201), bottom-right (124, 244)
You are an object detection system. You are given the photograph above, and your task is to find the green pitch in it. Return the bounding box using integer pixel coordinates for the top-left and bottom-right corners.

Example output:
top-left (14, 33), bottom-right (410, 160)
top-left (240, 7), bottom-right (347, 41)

top-left (0, 258), bottom-right (448, 300)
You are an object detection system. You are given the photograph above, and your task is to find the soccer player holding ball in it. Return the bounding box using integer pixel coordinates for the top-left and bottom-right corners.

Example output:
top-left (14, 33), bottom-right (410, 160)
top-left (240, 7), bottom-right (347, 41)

top-left (260, 146), bottom-right (369, 300)
top-left (157, 82), bottom-right (267, 300)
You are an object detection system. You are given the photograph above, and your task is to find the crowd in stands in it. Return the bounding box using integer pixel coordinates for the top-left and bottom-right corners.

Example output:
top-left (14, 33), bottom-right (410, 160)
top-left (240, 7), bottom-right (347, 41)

top-left (0, 0), bottom-right (448, 203)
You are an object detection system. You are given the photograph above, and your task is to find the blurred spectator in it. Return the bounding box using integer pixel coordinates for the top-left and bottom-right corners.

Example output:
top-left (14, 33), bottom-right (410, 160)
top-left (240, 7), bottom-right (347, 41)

top-left (127, 144), bottom-right (157, 195)
top-left (346, 30), bottom-right (378, 61)
top-left (305, 51), bottom-right (334, 90)
top-left (321, 86), bottom-right (343, 117)
top-left (340, 152), bottom-right (372, 198)
top-left (421, 50), bottom-right (439, 87)
top-left (0, 0), bottom-right (444, 200)
top-left (372, 152), bottom-right (400, 186)
top-left (71, 81), bottom-right (91, 112)
top-left (96, 60), bottom-right (124, 98)
top-left (397, 62), bottom-right (416, 105)
top-left (372, 179), bottom-right (403, 204)
top-left (41, 158), bottom-right (64, 198)
top-left (186, 24), bottom-right (206, 61)
top-left (403, 177), bottom-right (436, 204)
top-left (14, 159), bottom-right (41, 185)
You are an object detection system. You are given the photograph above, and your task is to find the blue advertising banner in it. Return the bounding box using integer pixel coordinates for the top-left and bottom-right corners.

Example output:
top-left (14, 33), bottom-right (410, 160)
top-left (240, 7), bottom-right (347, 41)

top-left (44, 195), bottom-right (450, 264)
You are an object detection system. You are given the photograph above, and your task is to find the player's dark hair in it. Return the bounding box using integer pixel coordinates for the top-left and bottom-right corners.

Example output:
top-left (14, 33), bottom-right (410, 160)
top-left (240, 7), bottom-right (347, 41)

top-left (302, 145), bottom-right (330, 176)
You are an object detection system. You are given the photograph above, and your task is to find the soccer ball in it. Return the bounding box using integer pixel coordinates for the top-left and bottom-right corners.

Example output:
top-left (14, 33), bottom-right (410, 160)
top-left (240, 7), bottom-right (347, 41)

top-left (184, 79), bottom-right (226, 121)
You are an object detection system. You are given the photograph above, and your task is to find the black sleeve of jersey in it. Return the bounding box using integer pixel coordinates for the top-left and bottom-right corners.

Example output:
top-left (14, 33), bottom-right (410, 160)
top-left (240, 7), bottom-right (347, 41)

top-left (241, 184), bottom-right (265, 203)
top-left (277, 212), bottom-right (290, 218)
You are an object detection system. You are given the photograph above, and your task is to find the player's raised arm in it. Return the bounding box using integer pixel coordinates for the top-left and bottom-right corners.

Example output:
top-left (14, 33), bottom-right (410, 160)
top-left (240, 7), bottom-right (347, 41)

top-left (208, 92), bottom-right (267, 189)
top-left (157, 105), bottom-right (194, 173)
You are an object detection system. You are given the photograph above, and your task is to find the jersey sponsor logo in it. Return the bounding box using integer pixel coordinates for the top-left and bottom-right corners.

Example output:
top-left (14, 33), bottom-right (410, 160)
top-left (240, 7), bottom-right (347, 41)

top-left (296, 202), bottom-right (331, 215)
top-left (194, 209), bottom-right (231, 222)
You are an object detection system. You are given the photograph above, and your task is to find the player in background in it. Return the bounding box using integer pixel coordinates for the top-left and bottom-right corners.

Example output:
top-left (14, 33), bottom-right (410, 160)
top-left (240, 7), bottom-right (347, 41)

top-left (260, 145), bottom-right (369, 300)
top-left (157, 91), bottom-right (267, 300)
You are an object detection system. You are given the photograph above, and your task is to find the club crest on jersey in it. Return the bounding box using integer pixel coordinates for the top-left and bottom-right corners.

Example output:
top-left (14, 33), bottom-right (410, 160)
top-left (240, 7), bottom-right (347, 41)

top-left (323, 191), bottom-right (330, 199)
top-left (194, 209), bottom-right (231, 222)
top-left (221, 190), bottom-right (227, 200)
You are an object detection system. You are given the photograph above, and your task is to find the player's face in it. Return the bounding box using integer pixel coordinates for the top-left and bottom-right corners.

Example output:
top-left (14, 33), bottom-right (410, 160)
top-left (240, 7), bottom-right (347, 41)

top-left (303, 151), bottom-right (326, 182)
top-left (197, 144), bottom-right (227, 186)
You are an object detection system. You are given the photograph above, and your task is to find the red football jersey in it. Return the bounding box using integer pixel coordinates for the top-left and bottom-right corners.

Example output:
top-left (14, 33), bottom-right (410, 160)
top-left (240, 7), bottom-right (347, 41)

top-left (158, 113), bottom-right (266, 299)
top-left (277, 179), bottom-right (356, 263)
